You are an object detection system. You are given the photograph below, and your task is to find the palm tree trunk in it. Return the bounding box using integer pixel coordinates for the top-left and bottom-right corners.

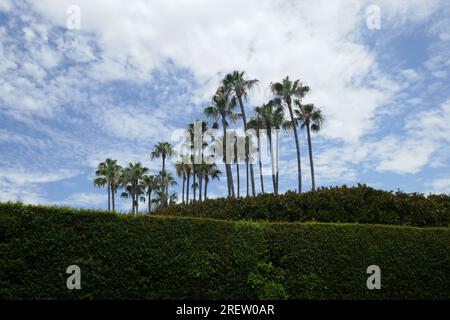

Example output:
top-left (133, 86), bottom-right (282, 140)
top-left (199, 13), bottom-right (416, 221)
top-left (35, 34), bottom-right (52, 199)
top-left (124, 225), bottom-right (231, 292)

top-left (193, 165), bottom-right (197, 201)
top-left (198, 175), bottom-right (203, 203)
top-left (257, 135), bottom-right (264, 194)
top-left (111, 184), bottom-right (115, 212)
top-left (236, 163), bottom-right (240, 197)
top-left (246, 162), bottom-right (249, 196)
top-left (182, 173), bottom-right (186, 204)
top-left (287, 102), bottom-right (302, 193)
top-left (162, 155), bottom-right (166, 206)
top-left (204, 177), bottom-right (208, 200)
top-left (107, 183), bottom-right (111, 211)
top-left (275, 130), bottom-right (280, 193)
top-left (250, 163), bottom-right (255, 196)
top-left (306, 124), bottom-right (316, 191)
top-left (222, 119), bottom-right (235, 197)
top-left (237, 95), bottom-right (255, 196)
top-left (148, 189), bottom-right (152, 213)
top-left (186, 172), bottom-right (190, 203)
top-left (268, 128), bottom-right (277, 194)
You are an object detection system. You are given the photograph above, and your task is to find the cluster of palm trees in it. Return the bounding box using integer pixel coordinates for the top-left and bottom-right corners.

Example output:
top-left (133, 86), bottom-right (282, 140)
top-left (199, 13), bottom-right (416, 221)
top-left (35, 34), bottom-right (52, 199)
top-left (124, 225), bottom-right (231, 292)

top-left (94, 143), bottom-right (177, 214)
top-left (94, 141), bottom-right (223, 213)
top-left (188, 71), bottom-right (324, 197)
top-left (94, 71), bottom-right (325, 212)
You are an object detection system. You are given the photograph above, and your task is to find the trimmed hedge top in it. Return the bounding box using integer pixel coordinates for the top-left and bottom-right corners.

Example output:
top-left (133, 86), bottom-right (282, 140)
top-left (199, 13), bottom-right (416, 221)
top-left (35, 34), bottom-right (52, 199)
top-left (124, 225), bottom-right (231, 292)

top-left (157, 185), bottom-right (450, 227)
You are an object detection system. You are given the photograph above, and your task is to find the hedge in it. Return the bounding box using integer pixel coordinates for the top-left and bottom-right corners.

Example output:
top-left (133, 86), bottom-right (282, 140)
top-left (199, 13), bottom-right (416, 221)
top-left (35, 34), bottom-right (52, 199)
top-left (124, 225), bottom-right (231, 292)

top-left (0, 202), bottom-right (449, 299)
top-left (157, 185), bottom-right (450, 227)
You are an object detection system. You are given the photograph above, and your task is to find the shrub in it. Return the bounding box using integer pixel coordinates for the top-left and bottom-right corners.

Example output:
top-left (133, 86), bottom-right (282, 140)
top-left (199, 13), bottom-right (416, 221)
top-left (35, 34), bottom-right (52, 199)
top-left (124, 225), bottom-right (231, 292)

top-left (157, 185), bottom-right (450, 227)
top-left (0, 202), bottom-right (449, 299)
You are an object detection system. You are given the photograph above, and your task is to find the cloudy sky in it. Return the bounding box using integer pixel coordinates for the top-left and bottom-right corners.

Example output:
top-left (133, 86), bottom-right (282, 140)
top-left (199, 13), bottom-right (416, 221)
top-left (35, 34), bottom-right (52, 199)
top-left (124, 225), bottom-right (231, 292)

top-left (0, 0), bottom-right (449, 211)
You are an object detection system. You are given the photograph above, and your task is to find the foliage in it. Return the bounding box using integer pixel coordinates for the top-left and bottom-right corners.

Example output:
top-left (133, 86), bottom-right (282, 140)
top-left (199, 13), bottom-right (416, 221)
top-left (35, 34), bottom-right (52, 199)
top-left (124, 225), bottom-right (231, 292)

top-left (0, 202), bottom-right (449, 299)
top-left (157, 184), bottom-right (450, 227)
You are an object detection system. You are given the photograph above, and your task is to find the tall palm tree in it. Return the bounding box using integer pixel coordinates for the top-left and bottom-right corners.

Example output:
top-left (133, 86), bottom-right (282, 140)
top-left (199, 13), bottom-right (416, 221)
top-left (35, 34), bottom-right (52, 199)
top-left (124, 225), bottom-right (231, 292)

top-left (271, 77), bottom-right (310, 193)
top-left (142, 174), bottom-right (159, 213)
top-left (204, 164), bottom-right (221, 200)
top-left (255, 100), bottom-right (284, 194)
top-left (151, 142), bottom-right (174, 206)
top-left (247, 115), bottom-right (265, 194)
top-left (295, 102), bottom-right (324, 191)
top-left (93, 158), bottom-right (122, 212)
top-left (223, 71), bottom-right (259, 196)
top-left (120, 162), bottom-right (148, 214)
top-left (204, 86), bottom-right (238, 198)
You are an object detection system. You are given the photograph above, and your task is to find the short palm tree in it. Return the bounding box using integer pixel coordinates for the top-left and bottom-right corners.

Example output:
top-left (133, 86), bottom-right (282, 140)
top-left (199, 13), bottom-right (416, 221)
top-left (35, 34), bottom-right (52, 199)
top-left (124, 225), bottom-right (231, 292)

top-left (120, 162), bottom-right (148, 214)
top-left (223, 71), bottom-right (259, 196)
top-left (142, 174), bottom-right (159, 213)
top-left (204, 86), bottom-right (238, 198)
top-left (295, 102), bottom-right (324, 191)
top-left (93, 158), bottom-right (122, 212)
top-left (159, 170), bottom-right (177, 203)
top-left (271, 76), bottom-right (310, 193)
top-left (151, 142), bottom-right (174, 206)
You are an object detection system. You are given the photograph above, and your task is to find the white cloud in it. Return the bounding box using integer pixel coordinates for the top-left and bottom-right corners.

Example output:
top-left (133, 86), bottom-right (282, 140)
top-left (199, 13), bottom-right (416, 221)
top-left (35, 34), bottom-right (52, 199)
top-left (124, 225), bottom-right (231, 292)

top-left (0, 167), bottom-right (79, 204)
top-left (64, 192), bottom-right (106, 207)
top-left (28, 0), bottom-right (414, 143)
top-left (426, 177), bottom-right (450, 194)
top-left (0, 0), bottom-right (12, 12)
top-left (95, 105), bottom-right (173, 142)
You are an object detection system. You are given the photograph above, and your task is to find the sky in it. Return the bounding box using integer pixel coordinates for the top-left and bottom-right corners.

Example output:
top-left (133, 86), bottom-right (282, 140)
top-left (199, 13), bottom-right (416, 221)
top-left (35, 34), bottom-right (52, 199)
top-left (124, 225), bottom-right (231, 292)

top-left (0, 0), bottom-right (449, 211)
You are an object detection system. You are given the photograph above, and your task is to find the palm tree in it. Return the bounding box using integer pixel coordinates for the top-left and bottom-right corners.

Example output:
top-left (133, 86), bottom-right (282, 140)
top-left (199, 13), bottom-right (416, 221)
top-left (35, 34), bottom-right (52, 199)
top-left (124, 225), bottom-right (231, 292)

top-left (154, 190), bottom-right (178, 208)
top-left (204, 86), bottom-right (238, 198)
top-left (255, 100), bottom-right (284, 194)
top-left (295, 102), bottom-right (324, 191)
top-left (271, 77), bottom-right (310, 193)
top-left (93, 158), bottom-right (122, 212)
top-left (204, 164), bottom-right (221, 200)
top-left (142, 174), bottom-right (159, 213)
top-left (120, 162), bottom-right (148, 214)
top-left (159, 170), bottom-right (178, 200)
top-left (223, 71), bottom-right (259, 196)
top-left (151, 142), bottom-right (174, 205)
top-left (247, 115), bottom-right (265, 194)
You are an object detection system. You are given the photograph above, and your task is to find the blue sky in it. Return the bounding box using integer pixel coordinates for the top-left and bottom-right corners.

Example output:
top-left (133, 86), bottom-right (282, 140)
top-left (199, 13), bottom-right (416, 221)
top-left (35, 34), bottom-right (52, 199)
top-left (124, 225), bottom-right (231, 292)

top-left (0, 0), bottom-right (449, 211)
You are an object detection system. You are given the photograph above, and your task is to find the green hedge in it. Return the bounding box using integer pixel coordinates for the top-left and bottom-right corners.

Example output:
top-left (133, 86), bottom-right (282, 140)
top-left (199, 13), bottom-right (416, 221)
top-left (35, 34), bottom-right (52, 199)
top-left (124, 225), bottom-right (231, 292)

top-left (0, 202), bottom-right (449, 299)
top-left (157, 185), bottom-right (450, 227)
